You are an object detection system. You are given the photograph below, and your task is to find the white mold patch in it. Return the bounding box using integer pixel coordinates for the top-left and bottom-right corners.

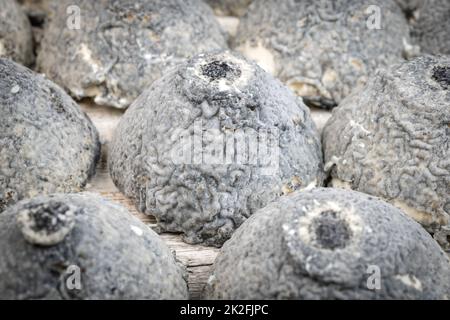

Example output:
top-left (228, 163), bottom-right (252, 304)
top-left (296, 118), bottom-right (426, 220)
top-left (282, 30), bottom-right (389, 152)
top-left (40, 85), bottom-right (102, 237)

top-left (192, 51), bottom-right (254, 93)
top-left (237, 41), bottom-right (275, 75)
top-left (130, 225), bottom-right (144, 237)
top-left (17, 203), bottom-right (76, 246)
top-left (78, 43), bottom-right (102, 74)
top-left (395, 274), bottom-right (423, 291)
top-left (296, 201), bottom-right (363, 249)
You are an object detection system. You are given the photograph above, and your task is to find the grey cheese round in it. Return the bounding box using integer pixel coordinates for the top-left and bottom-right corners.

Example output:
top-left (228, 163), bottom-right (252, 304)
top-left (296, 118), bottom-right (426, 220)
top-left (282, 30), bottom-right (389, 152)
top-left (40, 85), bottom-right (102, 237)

top-left (0, 0), bottom-right (34, 66)
top-left (109, 51), bottom-right (324, 247)
top-left (204, 188), bottom-right (450, 299)
top-left (0, 193), bottom-right (188, 299)
top-left (0, 58), bottom-right (100, 212)
top-left (233, 0), bottom-right (411, 109)
top-left (412, 0), bottom-right (450, 55)
top-left (323, 55), bottom-right (450, 249)
top-left (37, 0), bottom-right (228, 109)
